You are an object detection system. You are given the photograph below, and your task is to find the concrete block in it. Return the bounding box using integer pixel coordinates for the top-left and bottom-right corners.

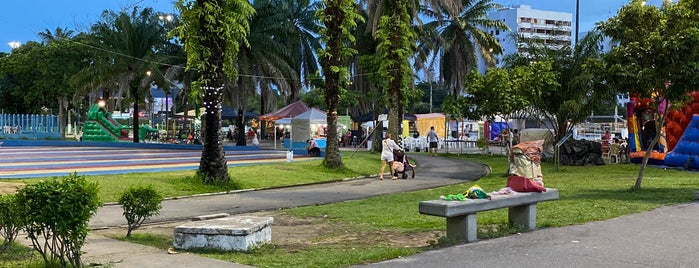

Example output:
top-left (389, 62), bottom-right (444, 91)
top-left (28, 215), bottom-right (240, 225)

top-left (173, 216), bottom-right (273, 252)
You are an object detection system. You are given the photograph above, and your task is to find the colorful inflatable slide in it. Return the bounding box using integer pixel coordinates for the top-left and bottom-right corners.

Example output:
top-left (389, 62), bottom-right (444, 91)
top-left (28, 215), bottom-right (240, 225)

top-left (82, 104), bottom-right (158, 142)
top-left (628, 92), bottom-right (699, 169)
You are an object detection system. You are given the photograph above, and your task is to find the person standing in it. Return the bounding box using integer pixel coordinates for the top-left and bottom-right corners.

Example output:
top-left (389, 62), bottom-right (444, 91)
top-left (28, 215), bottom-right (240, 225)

top-left (380, 133), bottom-right (402, 180)
top-left (427, 126), bottom-right (439, 156)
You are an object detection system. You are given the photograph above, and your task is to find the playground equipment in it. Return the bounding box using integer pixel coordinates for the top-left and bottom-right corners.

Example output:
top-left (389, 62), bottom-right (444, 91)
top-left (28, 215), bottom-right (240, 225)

top-left (628, 92), bottom-right (699, 169)
top-left (82, 104), bottom-right (158, 142)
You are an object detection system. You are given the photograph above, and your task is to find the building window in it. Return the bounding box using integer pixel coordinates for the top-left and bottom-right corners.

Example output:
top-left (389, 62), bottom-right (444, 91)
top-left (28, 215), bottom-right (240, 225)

top-left (496, 30), bottom-right (500, 35)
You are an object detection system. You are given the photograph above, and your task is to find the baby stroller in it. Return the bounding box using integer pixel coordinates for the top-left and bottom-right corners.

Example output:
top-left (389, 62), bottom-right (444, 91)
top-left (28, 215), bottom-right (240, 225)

top-left (392, 149), bottom-right (415, 179)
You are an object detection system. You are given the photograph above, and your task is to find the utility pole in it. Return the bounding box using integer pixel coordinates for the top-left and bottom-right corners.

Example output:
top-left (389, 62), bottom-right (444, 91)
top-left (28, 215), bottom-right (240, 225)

top-left (575, 0), bottom-right (579, 45)
top-left (427, 68), bottom-right (434, 113)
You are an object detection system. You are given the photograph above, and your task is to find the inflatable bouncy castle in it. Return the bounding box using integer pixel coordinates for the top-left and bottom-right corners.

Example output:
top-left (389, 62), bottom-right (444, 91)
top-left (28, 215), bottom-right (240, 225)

top-left (628, 92), bottom-right (699, 169)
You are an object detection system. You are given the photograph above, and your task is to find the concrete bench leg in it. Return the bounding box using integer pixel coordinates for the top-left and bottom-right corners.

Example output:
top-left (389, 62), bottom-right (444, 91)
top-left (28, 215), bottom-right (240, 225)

top-left (446, 214), bottom-right (477, 243)
top-left (508, 203), bottom-right (536, 229)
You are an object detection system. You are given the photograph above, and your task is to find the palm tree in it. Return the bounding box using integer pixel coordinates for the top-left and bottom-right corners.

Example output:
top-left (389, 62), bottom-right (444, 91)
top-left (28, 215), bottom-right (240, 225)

top-left (228, 0), bottom-right (298, 145)
top-left (275, 0), bottom-right (323, 101)
top-left (356, 0), bottom-right (461, 139)
top-left (38, 27), bottom-right (79, 139)
top-left (318, 0), bottom-right (362, 168)
top-left (418, 0), bottom-right (508, 96)
top-left (86, 7), bottom-right (171, 143)
top-left (175, 0), bottom-right (255, 183)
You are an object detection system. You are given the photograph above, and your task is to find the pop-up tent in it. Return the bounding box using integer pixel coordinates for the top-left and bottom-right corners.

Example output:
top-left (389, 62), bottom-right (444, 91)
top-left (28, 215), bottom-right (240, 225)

top-left (259, 100), bottom-right (310, 121)
top-left (291, 108), bottom-right (327, 144)
top-left (413, 113), bottom-right (446, 138)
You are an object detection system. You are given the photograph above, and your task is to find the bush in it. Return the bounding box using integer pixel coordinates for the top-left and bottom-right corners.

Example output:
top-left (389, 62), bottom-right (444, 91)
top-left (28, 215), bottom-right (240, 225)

top-left (118, 185), bottom-right (163, 237)
top-left (15, 172), bottom-right (101, 267)
top-left (477, 138), bottom-right (490, 154)
top-left (0, 194), bottom-right (25, 251)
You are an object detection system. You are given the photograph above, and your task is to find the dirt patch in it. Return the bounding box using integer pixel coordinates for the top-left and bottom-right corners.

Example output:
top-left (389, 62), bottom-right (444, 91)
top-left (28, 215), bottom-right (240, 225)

top-left (0, 182), bottom-right (25, 195)
top-left (92, 211), bottom-right (441, 250)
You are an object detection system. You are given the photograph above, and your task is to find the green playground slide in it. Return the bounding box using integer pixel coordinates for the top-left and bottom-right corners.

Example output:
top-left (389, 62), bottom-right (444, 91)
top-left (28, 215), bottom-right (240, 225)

top-left (82, 104), bottom-right (158, 142)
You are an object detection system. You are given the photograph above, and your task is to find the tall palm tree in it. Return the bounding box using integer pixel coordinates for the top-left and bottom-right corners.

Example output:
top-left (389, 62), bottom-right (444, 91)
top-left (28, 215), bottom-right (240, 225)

top-left (38, 27), bottom-right (79, 139)
top-left (355, 0), bottom-right (461, 139)
top-left (318, 0), bottom-right (363, 168)
top-left (419, 0), bottom-right (508, 96)
top-left (175, 0), bottom-right (255, 183)
top-left (275, 0), bottom-right (323, 101)
top-left (86, 7), bottom-right (171, 142)
top-left (228, 0), bottom-right (297, 145)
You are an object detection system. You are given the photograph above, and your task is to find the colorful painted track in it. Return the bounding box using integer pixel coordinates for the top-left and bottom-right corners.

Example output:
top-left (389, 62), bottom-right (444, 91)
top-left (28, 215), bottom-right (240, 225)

top-left (0, 146), bottom-right (294, 179)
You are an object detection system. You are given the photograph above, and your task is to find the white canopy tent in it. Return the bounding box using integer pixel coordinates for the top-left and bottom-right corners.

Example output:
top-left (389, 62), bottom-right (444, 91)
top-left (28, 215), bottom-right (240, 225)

top-left (291, 108), bottom-right (327, 144)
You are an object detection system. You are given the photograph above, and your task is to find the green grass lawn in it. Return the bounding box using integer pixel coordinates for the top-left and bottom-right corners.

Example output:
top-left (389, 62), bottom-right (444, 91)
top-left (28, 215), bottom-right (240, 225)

top-left (3, 152), bottom-right (699, 268)
top-left (201, 153), bottom-right (699, 267)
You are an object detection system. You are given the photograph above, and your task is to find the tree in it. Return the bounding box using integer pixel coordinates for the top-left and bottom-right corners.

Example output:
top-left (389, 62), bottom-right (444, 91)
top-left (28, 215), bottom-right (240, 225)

top-left (38, 29), bottom-right (92, 140)
top-left (504, 31), bottom-right (612, 143)
top-left (175, 0), bottom-right (255, 183)
top-left (317, 0), bottom-right (363, 168)
top-left (418, 0), bottom-right (508, 96)
top-left (87, 7), bottom-right (172, 143)
top-left (375, 0), bottom-right (416, 139)
top-left (229, 0), bottom-right (299, 145)
top-left (465, 62), bottom-right (558, 145)
top-left (599, 0), bottom-right (699, 190)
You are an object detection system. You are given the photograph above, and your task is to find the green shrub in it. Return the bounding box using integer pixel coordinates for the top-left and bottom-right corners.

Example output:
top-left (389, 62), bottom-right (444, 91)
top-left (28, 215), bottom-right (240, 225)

top-left (15, 172), bottom-right (101, 267)
top-left (477, 138), bottom-right (490, 154)
top-left (0, 194), bottom-right (25, 251)
top-left (118, 185), bottom-right (163, 237)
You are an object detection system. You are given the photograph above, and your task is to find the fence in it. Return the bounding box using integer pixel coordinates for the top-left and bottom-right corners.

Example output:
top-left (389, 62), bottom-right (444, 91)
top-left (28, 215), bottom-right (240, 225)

top-left (0, 113), bottom-right (60, 139)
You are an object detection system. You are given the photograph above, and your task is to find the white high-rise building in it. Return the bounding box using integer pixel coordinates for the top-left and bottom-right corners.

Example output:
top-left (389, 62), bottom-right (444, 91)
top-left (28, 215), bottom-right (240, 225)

top-left (479, 4), bottom-right (572, 72)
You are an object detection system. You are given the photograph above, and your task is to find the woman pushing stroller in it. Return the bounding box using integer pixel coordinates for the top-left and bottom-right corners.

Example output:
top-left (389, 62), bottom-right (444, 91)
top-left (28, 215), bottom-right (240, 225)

top-left (380, 133), bottom-right (403, 180)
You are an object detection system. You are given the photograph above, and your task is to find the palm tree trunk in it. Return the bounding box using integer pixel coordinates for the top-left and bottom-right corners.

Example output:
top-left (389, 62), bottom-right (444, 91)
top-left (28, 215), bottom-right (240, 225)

top-left (132, 88), bottom-right (140, 143)
top-left (199, 86), bottom-right (230, 183)
top-left (58, 97), bottom-right (67, 139)
top-left (236, 107), bottom-right (246, 146)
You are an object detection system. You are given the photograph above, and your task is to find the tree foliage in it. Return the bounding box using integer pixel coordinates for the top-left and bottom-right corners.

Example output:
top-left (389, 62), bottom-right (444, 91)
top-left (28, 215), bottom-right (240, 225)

top-left (504, 31), bottom-right (611, 142)
top-left (175, 0), bottom-right (255, 183)
top-left (118, 185), bottom-right (164, 237)
top-left (317, 0), bottom-right (363, 168)
top-left (599, 0), bottom-right (699, 190)
top-left (15, 172), bottom-right (101, 267)
top-left (375, 0), bottom-right (416, 139)
top-left (417, 0), bottom-right (508, 96)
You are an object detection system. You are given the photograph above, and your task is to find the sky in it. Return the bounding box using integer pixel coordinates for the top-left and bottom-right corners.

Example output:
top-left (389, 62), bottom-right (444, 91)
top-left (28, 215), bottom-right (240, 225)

top-left (0, 0), bottom-right (668, 53)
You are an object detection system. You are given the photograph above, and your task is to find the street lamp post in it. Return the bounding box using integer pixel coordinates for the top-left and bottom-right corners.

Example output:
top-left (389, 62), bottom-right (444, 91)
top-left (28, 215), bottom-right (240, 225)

top-left (427, 68), bottom-right (434, 113)
top-left (575, 0), bottom-right (579, 45)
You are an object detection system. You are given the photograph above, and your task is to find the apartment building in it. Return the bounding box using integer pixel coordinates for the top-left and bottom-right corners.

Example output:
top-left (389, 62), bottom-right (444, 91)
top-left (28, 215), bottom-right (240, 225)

top-left (479, 4), bottom-right (573, 71)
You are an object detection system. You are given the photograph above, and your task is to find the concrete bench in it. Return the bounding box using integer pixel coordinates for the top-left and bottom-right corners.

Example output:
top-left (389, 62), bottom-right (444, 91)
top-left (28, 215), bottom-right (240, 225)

top-left (173, 216), bottom-right (273, 252)
top-left (419, 188), bottom-right (559, 243)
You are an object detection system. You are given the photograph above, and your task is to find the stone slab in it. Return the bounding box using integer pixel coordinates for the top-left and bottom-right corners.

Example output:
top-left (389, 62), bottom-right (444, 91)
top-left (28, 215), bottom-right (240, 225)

top-left (173, 216), bottom-right (273, 252)
top-left (175, 216), bottom-right (273, 235)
